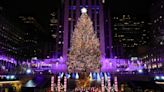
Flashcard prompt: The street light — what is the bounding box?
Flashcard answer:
[26,69,32,74]
[138,69,143,73]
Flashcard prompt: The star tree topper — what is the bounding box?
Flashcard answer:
[81,7,87,14]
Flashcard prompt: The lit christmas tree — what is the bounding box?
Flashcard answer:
[67,8,101,73]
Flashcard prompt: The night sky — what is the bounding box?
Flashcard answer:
[110,0,151,16]
[0,0,151,30]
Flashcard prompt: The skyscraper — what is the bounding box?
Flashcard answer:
[150,0,164,45]
[112,15,149,58]
[18,16,45,59]
[49,1,64,58]
[141,0,164,73]
[0,15,25,60]
[63,0,112,59]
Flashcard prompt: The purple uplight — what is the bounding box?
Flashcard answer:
[51,63,67,73]
[101,58,117,72]
[30,56,144,73]
[100,58,144,72]
[0,55,17,65]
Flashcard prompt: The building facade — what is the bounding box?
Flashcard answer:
[112,15,150,58]
[141,0,164,74]
[0,15,26,72]
[0,15,25,60]
[49,1,64,58]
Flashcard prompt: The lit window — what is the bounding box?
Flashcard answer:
[152,64,157,69]
[160,41,163,45]
[158,63,162,68]
[141,21,144,23]
[148,65,151,69]
[143,34,146,36]
[58,41,61,44]
[124,22,128,25]
[68,18,72,21]
[114,28,117,30]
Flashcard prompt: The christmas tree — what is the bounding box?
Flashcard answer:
[67,8,101,73]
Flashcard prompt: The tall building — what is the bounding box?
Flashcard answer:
[141,0,164,73]
[150,0,164,45]
[112,15,150,58]
[0,15,26,59]
[104,0,113,58]
[49,1,64,58]
[63,0,112,59]
[0,14,30,73]
[18,16,44,59]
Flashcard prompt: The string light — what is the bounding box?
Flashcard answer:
[114,76,118,92]
[51,76,54,92]
[108,77,111,92]
[101,77,105,92]
[57,76,61,92]
[64,76,67,92]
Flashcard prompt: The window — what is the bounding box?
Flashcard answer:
[97,12,99,25]
[80,0,82,5]
[85,0,88,5]
[91,0,94,5]
[96,0,99,5]
[69,10,71,17]
[73,0,76,5]
[69,0,72,5]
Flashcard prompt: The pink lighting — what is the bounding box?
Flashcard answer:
[114,76,118,92]
[64,76,67,92]
[51,76,54,92]
[101,77,105,92]
[57,76,61,92]
[108,77,111,92]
